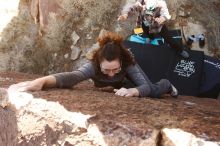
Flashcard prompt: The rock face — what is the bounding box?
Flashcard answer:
[17,98,91,146]
[0,104,17,146]
[0,72,220,145]
[161,128,219,146]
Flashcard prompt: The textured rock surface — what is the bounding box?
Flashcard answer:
[0,72,220,145]
[161,128,219,146]
[0,105,17,146]
[0,88,9,108]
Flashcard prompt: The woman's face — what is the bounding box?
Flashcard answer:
[100,59,121,77]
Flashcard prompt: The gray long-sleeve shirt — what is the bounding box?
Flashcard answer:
[53,61,152,97]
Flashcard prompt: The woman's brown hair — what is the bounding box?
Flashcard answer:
[91,31,135,70]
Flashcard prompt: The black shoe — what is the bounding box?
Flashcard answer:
[187,35,195,47]
[197,34,205,48]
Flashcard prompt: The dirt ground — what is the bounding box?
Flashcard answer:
[0,72,220,145]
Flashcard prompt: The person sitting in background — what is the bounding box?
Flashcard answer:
[118,0,190,58]
[9,31,178,98]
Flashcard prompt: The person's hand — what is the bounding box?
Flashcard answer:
[114,87,132,97]
[114,87,139,97]
[117,14,128,21]
[154,17,166,25]
[8,78,45,92]
[134,1,143,10]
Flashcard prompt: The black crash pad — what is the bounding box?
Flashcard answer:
[123,41,204,96]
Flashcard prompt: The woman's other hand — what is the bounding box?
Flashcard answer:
[114,87,139,97]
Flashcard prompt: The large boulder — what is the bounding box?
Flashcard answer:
[0,72,220,145]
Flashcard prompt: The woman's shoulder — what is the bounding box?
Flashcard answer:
[83,60,95,67]
[77,61,96,73]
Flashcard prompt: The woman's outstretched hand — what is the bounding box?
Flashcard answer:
[8,76,56,92]
[8,78,45,92]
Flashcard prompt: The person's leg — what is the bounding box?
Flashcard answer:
[147,79,178,98]
[135,64,174,98]
[149,79,172,98]
[160,25,189,58]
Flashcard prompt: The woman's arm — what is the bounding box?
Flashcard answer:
[113,64,152,97]
[9,62,96,92]
[54,62,95,88]
[126,64,153,97]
